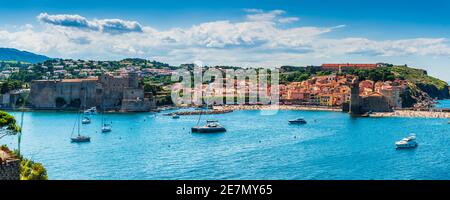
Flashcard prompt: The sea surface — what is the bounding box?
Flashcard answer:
[435,99,450,109]
[2,108,450,180]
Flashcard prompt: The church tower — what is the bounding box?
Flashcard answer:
[349,77,362,114]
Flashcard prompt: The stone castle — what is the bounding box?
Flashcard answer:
[29,72,155,112]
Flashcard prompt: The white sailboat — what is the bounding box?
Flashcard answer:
[71,112,91,143]
[71,87,91,142]
[81,116,91,124]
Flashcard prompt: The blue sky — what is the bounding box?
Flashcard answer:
[0,0,449,80]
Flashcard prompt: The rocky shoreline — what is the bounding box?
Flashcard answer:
[371,110,450,118]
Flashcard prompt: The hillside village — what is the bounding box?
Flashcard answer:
[0,59,448,112]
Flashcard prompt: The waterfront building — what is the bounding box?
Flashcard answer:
[359,80,374,96]
[321,63,381,72]
[0,89,30,108]
[378,84,403,109]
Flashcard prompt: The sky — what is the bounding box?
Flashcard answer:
[0,0,449,80]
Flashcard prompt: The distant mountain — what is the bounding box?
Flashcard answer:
[0,48,50,64]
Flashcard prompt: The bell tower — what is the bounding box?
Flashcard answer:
[349,77,362,114]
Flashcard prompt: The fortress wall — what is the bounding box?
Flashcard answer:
[0,159,20,180]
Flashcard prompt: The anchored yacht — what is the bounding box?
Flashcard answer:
[84,107,97,115]
[192,120,226,133]
[81,116,91,124]
[395,134,417,149]
[289,118,307,124]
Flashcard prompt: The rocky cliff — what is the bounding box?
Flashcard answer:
[391,66,449,107]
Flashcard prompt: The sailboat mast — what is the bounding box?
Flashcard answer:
[79,86,87,137]
[77,112,81,136]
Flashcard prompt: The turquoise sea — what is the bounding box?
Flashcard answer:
[2,104,450,180]
[435,99,450,109]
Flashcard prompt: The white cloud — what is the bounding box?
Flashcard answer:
[242,8,264,13]
[245,9,285,22]
[0,9,449,69]
[278,17,299,24]
[37,13,143,34]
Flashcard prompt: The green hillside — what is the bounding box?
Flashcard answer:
[391,66,449,99]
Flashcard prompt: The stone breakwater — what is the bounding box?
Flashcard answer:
[214,105,342,112]
[371,110,450,118]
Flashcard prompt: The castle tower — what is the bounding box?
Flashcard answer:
[349,77,362,114]
[128,72,139,88]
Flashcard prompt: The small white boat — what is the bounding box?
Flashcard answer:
[172,114,180,119]
[101,124,112,133]
[81,117,91,124]
[84,107,97,115]
[395,134,417,149]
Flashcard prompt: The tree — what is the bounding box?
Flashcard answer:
[0,111,20,140]
[18,157,48,180]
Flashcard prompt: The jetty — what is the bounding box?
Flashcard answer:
[165,109,233,116]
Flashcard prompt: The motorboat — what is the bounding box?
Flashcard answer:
[395,134,417,149]
[81,116,91,124]
[192,120,226,133]
[84,107,97,115]
[71,135,91,143]
[101,124,112,133]
[172,114,180,119]
[289,118,307,124]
